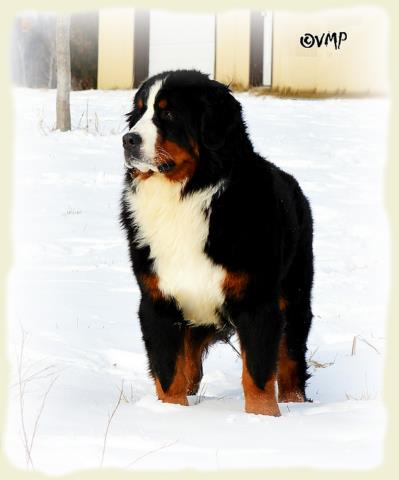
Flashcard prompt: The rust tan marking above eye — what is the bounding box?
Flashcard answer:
[158,98,168,109]
[137,98,144,109]
[278,296,288,312]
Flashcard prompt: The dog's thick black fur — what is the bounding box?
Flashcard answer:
[120,70,313,416]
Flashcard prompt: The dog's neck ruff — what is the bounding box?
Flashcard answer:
[126,174,226,327]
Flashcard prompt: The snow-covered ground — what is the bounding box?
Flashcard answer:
[4,88,389,473]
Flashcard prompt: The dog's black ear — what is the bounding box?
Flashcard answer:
[200,83,242,150]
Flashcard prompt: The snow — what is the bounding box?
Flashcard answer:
[5,88,389,473]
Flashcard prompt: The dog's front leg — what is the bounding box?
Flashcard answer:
[138,294,188,406]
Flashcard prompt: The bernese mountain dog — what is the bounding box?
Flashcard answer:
[120,70,313,416]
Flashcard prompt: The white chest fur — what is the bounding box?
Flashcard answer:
[126,175,226,327]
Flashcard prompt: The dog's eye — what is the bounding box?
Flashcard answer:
[160,110,174,121]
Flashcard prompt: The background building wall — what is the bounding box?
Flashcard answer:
[12,8,388,95]
[262,12,273,87]
[97,9,134,89]
[215,10,251,89]
[272,7,388,95]
[149,10,215,78]
[70,12,98,90]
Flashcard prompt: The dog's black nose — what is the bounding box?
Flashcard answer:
[123,132,142,149]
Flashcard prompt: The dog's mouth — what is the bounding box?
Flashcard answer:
[154,147,177,173]
[124,150,176,175]
[124,158,157,173]
[125,159,176,175]
[157,160,176,173]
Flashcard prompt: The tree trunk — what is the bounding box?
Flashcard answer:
[56,15,71,131]
[48,52,54,89]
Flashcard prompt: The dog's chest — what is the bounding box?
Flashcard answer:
[126,175,226,326]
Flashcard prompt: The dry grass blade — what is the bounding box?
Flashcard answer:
[351,335,358,356]
[77,111,85,129]
[308,346,319,361]
[194,382,207,405]
[345,391,372,401]
[100,380,124,468]
[16,330,33,468]
[307,345,335,369]
[86,99,89,131]
[308,358,335,369]
[358,336,380,355]
[94,112,99,133]
[125,440,178,468]
[28,375,59,456]
[14,364,58,388]
[227,339,241,358]
[15,327,59,469]
[351,335,380,355]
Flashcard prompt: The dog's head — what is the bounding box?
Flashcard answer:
[123,70,244,183]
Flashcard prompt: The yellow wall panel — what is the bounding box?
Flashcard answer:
[97,9,134,90]
[215,11,250,89]
[272,8,388,95]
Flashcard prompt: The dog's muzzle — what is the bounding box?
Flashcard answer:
[122,132,176,173]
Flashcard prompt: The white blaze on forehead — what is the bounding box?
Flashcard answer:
[130,79,163,162]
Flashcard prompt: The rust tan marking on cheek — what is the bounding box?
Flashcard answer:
[158,98,167,109]
[277,336,305,403]
[241,350,281,416]
[137,98,143,109]
[155,137,198,182]
[222,271,249,299]
[140,273,163,301]
[155,354,188,406]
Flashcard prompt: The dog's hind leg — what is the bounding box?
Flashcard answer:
[278,228,313,403]
[234,300,283,416]
[183,326,215,396]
